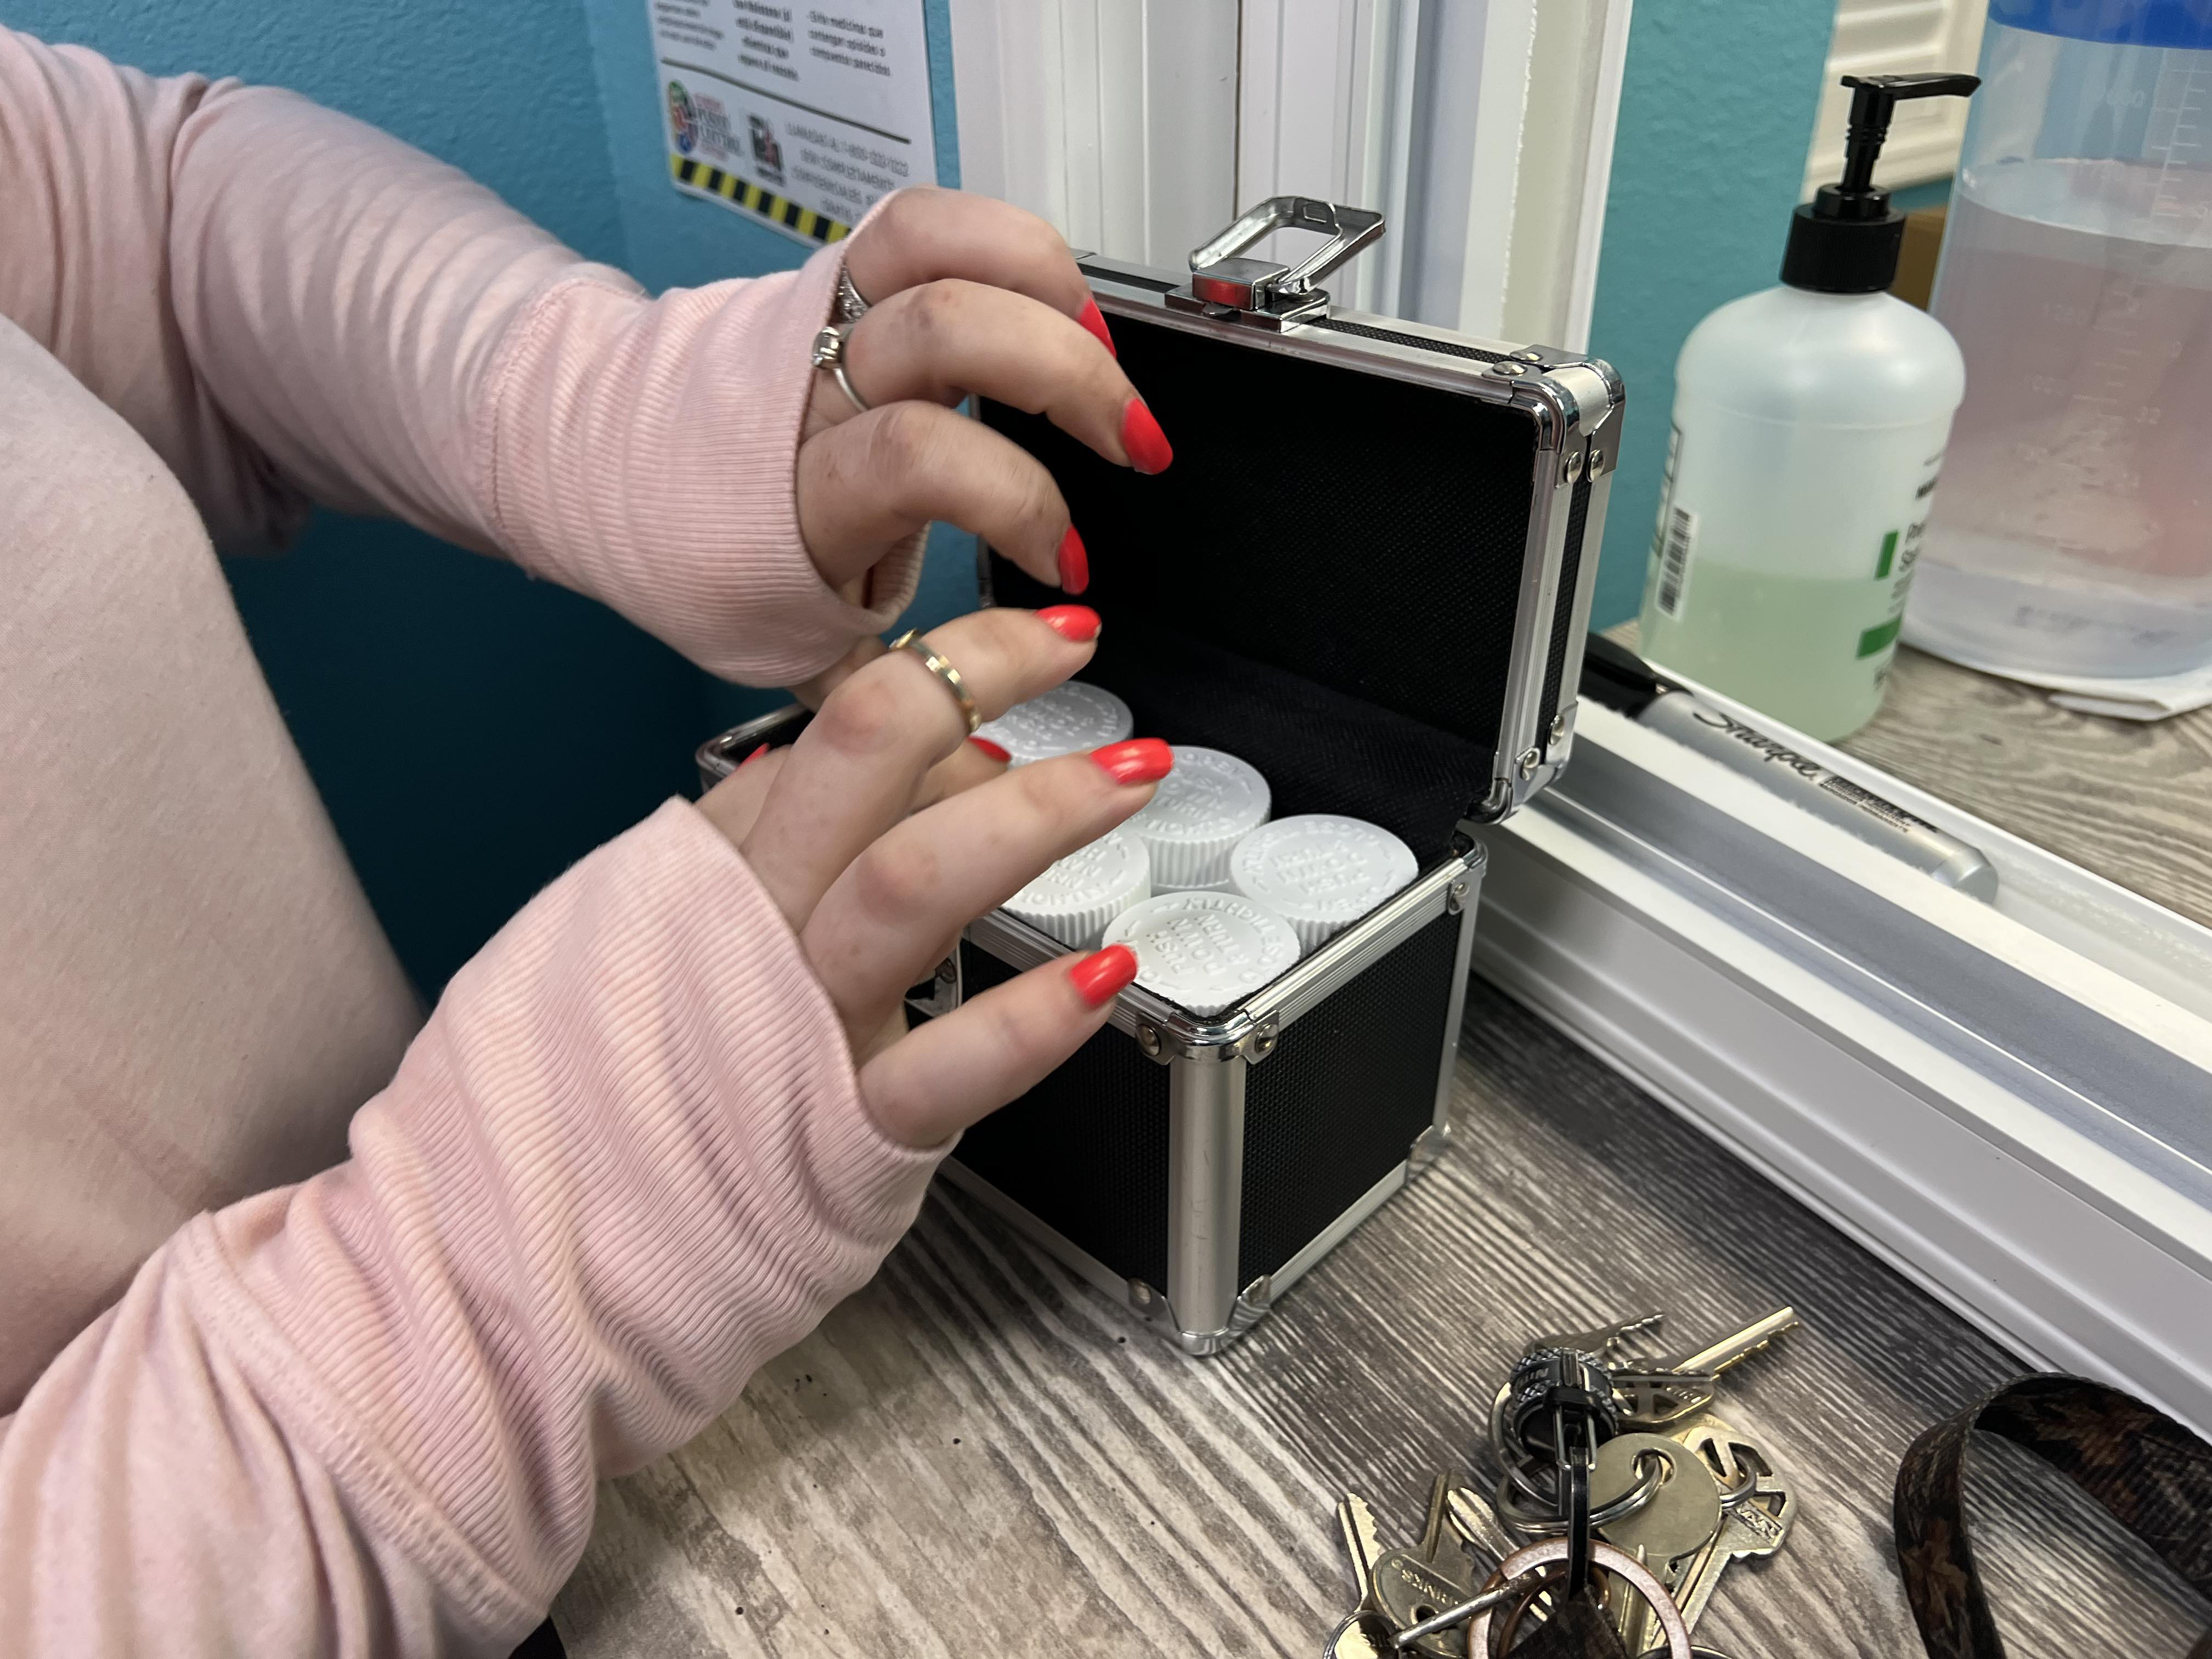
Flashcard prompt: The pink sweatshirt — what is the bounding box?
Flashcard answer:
[0,31,946,1655]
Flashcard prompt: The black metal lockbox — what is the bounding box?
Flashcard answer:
[702,199,1621,1353]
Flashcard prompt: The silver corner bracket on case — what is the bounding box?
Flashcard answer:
[1128,1276,1275,1356]
[1409,1122,1453,1175]
[1166,196,1384,330]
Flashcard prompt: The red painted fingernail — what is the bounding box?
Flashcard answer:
[1089,737,1173,785]
[1121,397,1173,474]
[1036,603,1101,642]
[738,742,770,768]
[1057,524,1089,594]
[968,735,1012,764]
[1079,297,1116,357]
[1070,943,1138,1006]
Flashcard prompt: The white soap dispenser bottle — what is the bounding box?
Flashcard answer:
[1638,72,1978,742]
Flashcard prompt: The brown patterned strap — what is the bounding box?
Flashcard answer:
[1894,1373,2212,1657]
[1509,1587,1629,1658]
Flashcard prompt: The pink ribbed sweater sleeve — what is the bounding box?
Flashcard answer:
[0,802,946,1657]
[0,29,919,684]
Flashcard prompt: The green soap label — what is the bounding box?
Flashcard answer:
[1857,615,1902,658]
[1875,530,1898,579]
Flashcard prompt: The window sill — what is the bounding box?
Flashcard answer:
[1472,699,2212,1437]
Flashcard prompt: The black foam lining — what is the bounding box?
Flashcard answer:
[1047,620,1487,862]
[981,308,1536,771]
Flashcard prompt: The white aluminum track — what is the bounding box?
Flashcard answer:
[1470,702,2212,1438]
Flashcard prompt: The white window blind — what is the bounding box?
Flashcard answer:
[1803,0,1988,199]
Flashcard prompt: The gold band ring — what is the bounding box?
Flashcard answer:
[887,629,980,735]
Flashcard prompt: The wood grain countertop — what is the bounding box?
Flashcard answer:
[552,978,2203,1658]
[1841,646,2212,931]
[1609,622,2212,932]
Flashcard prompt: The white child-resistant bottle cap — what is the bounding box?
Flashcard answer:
[1121,746,1271,889]
[1228,814,1419,953]
[973,682,1133,765]
[1002,828,1152,950]
[1101,890,1301,1017]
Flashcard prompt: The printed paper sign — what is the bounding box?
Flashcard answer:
[652,1,939,246]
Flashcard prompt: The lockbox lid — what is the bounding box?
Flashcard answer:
[978,198,1622,854]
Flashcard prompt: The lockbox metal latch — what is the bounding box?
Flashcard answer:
[1166,196,1384,331]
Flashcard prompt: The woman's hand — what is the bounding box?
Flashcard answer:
[794,188,1174,609]
[695,603,1163,1147]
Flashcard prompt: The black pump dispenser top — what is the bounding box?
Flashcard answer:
[1781,73,1980,295]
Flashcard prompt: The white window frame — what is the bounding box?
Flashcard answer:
[948,0,1630,348]
[946,0,1242,272]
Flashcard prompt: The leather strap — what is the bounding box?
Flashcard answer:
[1511,1588,1628,1658]
[1893,1373,2212,1658]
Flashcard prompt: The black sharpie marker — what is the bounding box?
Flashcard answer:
[1580,636,1999,901]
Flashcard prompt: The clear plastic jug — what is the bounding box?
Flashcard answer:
[1909,0,2212,679]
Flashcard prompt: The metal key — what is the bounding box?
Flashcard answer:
[1328,1494,1396,1657]
[1664,1423,1797,1633]
[1340,1493,1386,1605]
[1527,1311,1668,1361]
[1613,1308,1799,1428]
[1446,1485,1516,1565]
[1590,1434,1724,1655]
[1667,1307,1799,1378]
[1367,1475,1481,1657]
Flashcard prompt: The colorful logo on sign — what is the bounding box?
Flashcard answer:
[667,81,698,154]
[748,115,785,182]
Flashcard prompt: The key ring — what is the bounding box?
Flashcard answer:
[1502,1442,1677,1513]
[1385,1571,1547,1649]
[1465,1538,1692,1659]
[1494,1450,1667,1537]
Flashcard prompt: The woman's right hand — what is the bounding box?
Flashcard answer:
[793,187,1173,612]
[695,603,1164,1146]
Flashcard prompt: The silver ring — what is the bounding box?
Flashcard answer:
[834,266,872,321]
[1493,1452,1666,1537]
[810,322,869,414]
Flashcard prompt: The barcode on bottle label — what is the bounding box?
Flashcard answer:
[1655,504,1698,618]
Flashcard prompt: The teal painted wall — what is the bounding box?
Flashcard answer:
[5,1,969,992]
[575,0,979,741]
[1584,0,1843,627]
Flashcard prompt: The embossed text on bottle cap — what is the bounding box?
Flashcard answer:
[1101,890,1300,1016]
[972,681,1133,765]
